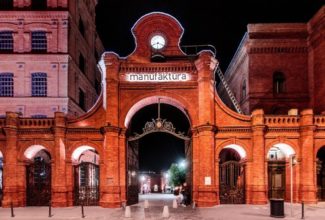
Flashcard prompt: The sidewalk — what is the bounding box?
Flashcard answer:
[0,200,324,220]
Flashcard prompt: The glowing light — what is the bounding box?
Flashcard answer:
[273,143,295,158]
[24,145,46,159]
[224,144,247,159]
[179,160,187,168]
[150,35,166,50]
[140,175,145,182]
[0,151,2,158]
[124,96,190,128]
[131,171,137,177]
[126,72,190,82]
[72,146,95,161]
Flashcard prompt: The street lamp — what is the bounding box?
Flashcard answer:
[179,160,186,169]
[290,154,297,217]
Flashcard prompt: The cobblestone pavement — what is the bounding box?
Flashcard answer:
[0,194,324,220]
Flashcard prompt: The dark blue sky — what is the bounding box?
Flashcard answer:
[96,0,323,70]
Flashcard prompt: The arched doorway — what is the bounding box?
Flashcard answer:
[24,145,51,206]
[126,101,191,205]
[267,143,296,200]
[0,151,3,206]
[317,146,325,201]
[72,146,100,206]
[219,145,246,204]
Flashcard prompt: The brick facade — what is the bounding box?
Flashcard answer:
[218,6,325,115]
[0,11,324,208]
[0,0,104,118]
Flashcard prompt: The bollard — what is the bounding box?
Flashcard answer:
[125,206,131,218]
[48,200,52,217]
[10,201,14,218]
[301,202,304,219]
[81,204,85,218]
[144,199,149,209]
[162,205,169,218]
[122,202,126,210]
[172,199,178,209]
[192,201,196,209]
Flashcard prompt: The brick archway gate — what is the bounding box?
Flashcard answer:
[97,12,222,207]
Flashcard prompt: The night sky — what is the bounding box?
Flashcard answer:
[95,1,323,172]
[96,0,323,70]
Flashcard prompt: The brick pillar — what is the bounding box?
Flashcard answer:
[119,129,127,204]
[249,109,267,204]
[51,112,68,206]
[100,126,122,207]
[299,109,317,203]
[2,112,22,206]
[193,51,218,207]
[65,159,74,206]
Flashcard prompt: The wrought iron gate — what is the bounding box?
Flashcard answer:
[26,158,51,206]
[268,161,286,199]
[316,160,325,201]
[74,162,99,206]
[219,161,245,204]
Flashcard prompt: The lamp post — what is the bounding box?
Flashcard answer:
[290,154,297,217]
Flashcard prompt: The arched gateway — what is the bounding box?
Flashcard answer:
[0,12,324,208]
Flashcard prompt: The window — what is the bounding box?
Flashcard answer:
[273,71,285,94]
[0,0,13,9]
[79,54,85,73]
[241,80,246,101]
[31,72,47,97]
[0,73,14,97]
[79,18,85,37]
[79,89,86,110]
[31,31,47,52]
[0,31,13,52]
[31,0,47,9]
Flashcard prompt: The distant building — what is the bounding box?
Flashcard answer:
[218,7,324,115]
[0,0,104,118]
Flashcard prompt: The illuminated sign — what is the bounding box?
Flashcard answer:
[126,72,190,82]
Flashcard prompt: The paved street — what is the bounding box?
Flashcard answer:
[0,194,324,220]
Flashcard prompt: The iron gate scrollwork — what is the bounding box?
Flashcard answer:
[219,160,245,204]
[26,158,51,206]
[74,162,99,206]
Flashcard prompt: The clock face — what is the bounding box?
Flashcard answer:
[150,35,166,50]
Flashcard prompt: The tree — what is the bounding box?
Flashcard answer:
[168,163,186,187]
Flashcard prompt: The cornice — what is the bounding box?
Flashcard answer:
[216,127,252,133]
[248,46,308,54]
[66,128,101,134]
[0,11,68,20]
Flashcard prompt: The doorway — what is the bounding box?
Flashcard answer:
[317,146,325,201]
[219,147,246,204]
[26,149,51,206]
[72,147,100,206]
[126,102,191,205]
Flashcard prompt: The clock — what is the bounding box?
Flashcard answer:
[150,34,166,50]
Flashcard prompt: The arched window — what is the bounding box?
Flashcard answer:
[0,0,13,10]
[31,0,47,9]
[79,18,85,37]
[31,31,47,52]
[241,80,246,101]
[0,73,14,97]
[0,31,13,52]
[273,71,285,94]
[31,72,47,97]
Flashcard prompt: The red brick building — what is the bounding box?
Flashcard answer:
[218,6,325,115]
[0,0,104,118]
[0,10,325,208]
